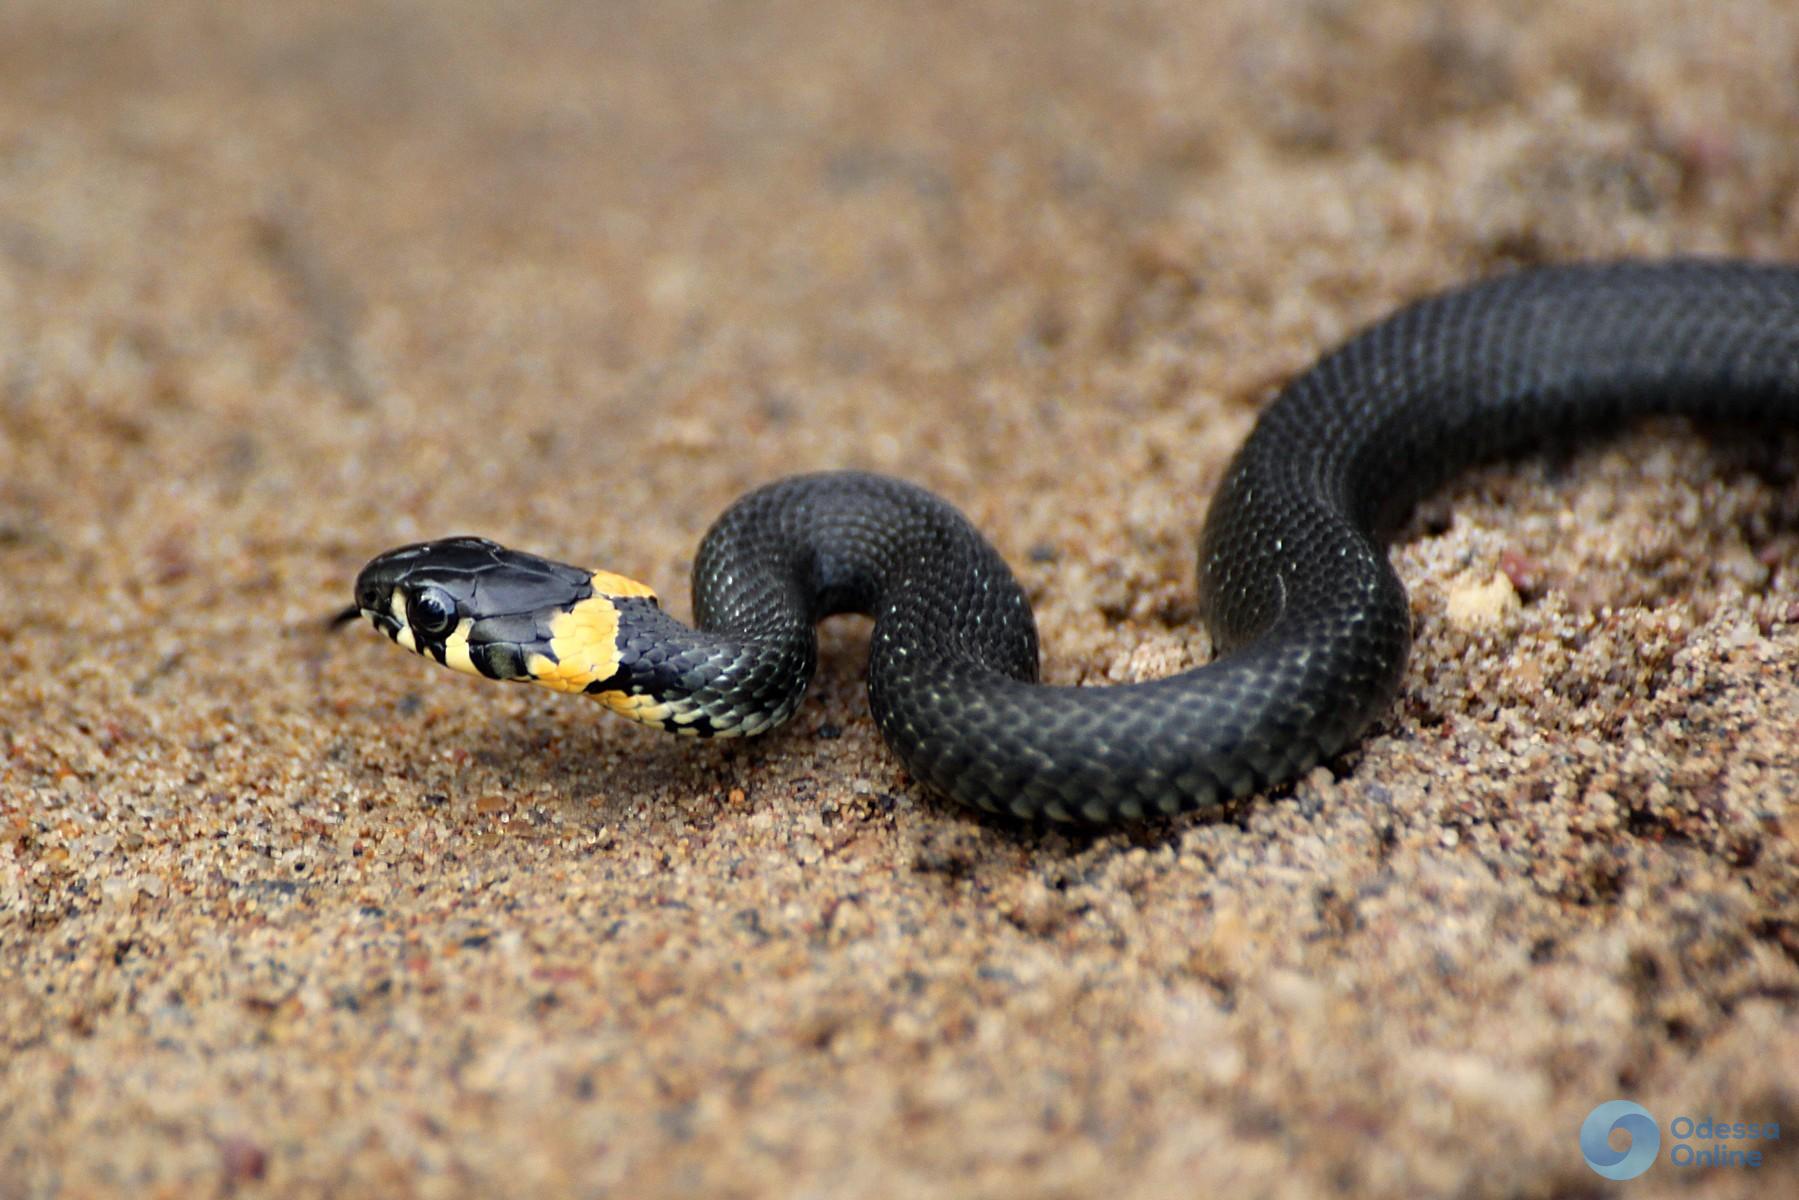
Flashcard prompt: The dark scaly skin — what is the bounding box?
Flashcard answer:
[354,260,1799,822]
[692,471,1395,822]
[683,261,1799,820]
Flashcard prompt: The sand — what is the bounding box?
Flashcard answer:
[2,1,1795,1196]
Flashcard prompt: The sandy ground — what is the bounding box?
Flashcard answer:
[2,1,1797,1196]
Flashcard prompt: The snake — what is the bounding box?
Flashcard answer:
[339,259,1799,823]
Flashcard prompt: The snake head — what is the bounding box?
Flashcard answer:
[345,536,594,682]
[343,536,660,692]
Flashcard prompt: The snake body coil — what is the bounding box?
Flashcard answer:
[348,260,1799,822]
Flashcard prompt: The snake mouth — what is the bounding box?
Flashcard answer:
[358,608,405,641]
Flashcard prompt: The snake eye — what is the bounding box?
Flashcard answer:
[407,586,458,638]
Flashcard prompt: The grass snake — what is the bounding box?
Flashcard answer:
[342,259,1799,822]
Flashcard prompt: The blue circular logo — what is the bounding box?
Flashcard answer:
[1580,1100,1660,1180]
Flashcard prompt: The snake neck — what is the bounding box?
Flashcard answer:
[616,472,1048,742]
[570,597,811,738]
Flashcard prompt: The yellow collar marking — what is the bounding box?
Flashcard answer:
[588,570,657,600]
[575,572,667,719]
[527,593,629,694]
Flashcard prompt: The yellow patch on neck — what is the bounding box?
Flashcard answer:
[525,595,628,694]
[589,570,657,600]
